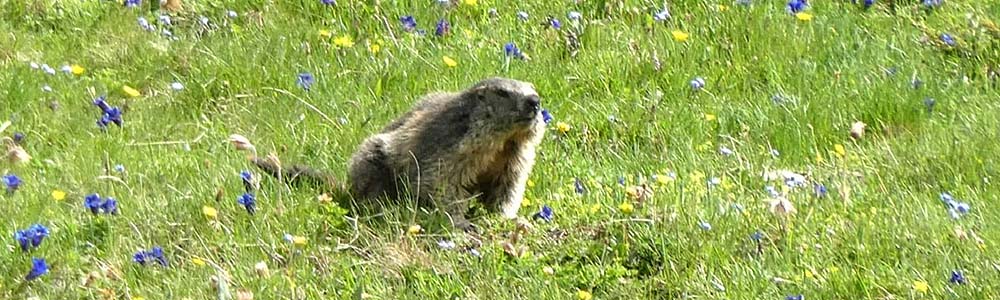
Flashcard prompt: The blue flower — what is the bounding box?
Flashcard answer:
[548,17,561,29]
[617,176,626,186]
[813,183,828,198]
[102,198,119,215]
[504,42,525,60]
[15,229,31,251]
[785,295,804,300]
[114,164,126,173]
[134,246,168,267]
[751,231,765,241]
[719,146,733,156]
[923,0,943,8]
[786,0,808,13]
[27,224,49,248]
[653,8,670,21]
[435,19,450,37]
[924,97,936,113]
[12,132,24,143]
[297,72,315,91]
[541,109,553,124]
[321,0,335,4]
[940,33,956,46]
[137,17,155,31]
[911,78,923,89]
[123,0,141,7]
[533,205,554,222]
[150,246,168,266]
[950,270,966,284]
[690,77,706,91]
[84,194,103,214]
[133,250,148,265]
[93,96,123,130]
[3,174,21,193]
[25,258,48,281]
[863,0,874,9]
[400,15,417,32]
[158,14,172,26]
[238,193,256,215]
[736,0,752,6]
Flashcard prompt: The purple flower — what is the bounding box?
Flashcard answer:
[13,132,25,143]
[435,19,450,37]
[940,33,956,46]
[504,42,525,60]
[123,0,140,7]
[297,72,314,91]
[237,193,256,215]
[541,109,553,124]
[93,96,123,130]
[3,174,21,193]
[950,270,966,284]
[548,17,561,29]
[400,15,417,32]
[25,258,48,281]
[84,194,118,215]
[321,0,335,4]
[15,230,30,251]
[787,0,808,13]
[533,205,554,222]
[102,198,119,215]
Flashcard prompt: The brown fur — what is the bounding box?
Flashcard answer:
[254,77,546,231]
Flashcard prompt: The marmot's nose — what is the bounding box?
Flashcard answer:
[525,96,540,112]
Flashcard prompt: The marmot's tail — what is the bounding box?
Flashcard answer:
[250,156,342,192]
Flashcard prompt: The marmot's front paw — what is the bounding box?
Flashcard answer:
[454,220,479,233]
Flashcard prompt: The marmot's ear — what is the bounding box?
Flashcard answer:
[470,86,489,101]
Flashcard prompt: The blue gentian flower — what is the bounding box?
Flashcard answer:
[955,202,970,214]
[751,231,765,241]
[786,0,808,13]
[93,96,123,130]
[785,295,804,300]
[137,17,155,31]
[133,250,148,265]
[321,0,335,4]
[25,258,48,281]
[950,270,966,284]
[435,19,450,37]
[863,0,874,9]
[114,164,126,173]
[504,42,525,60]
[27,224,49,248]
[102,198,119,215]
[150,246,168,266]
[653,8,670,21]
[549,17,561,29]
[237,193,256,215]
[84,194,103,214]
[297,72,314,91]
[923,0,942,8]
[124,0,140,7]
[541,109,553,124]
[940,33,956,46]
[400,16,417,32]
[533,205,554,222]
[3,174,21,193]
[15,229,31,252]
[813,183,828,198]
[568,11,582,20]
[924,97,936,113]
[574,178,585,194]
[690,77,706,91]
[134,246,168,267]
[13,132,24,143]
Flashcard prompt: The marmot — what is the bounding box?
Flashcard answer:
[252,77,546,231]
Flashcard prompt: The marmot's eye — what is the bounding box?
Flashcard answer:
[495,89,512,98]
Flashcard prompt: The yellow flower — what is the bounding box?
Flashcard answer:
[588,204,601,214]
[542,266,554,275]
[795,12,813,21]
[521,197,532,207]
[292,236,307,246]
[407,224,422,235]
[834,144,846,158]
[704,113,717,121]
[656,174,673,185]
[463,0,477,6]
[805,270,815,279]
[369,43,381,54]
[576,290,593,300]
[333,35,354,48]
[191,257,206,266]
[51,190,67,201]
[827,266,840,273]
[913,280,929,293]
[202,206,218,219]
[671,30,690,42]
[122,85,141,97]
[318,29,332,38]
[717,4,729,12]
[618,202,634,214]
[442,55,458,67]
[815,153,825,163]
[556,122,571,134]
[527,179,535,188]
[132,297,145,300]
[70,64,85,75]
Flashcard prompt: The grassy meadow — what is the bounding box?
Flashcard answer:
[2,0,1000,299]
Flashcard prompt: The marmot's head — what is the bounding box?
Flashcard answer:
[465,77,544,135]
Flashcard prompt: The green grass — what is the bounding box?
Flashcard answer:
[2,0,1000,299]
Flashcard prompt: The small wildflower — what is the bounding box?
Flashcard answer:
[690,77,705,90]
[123,0,140,8]
[255,261,270,278]
[237,193,256,215]
[787,0,808,13]
[41,64,55,75]
[400,16,417,32]
[704,113,717,121]
[813,183,828,198]
[25,258,48,281]
[318,29,332,38]
[719,146,733,156]
[70,64,85,75]
[510,10,527,20]
[462,0,477,5]
[618,202,634,214]
[556,122,571,134]
[3,174,21,193]
[369,43,381,54]
[923,0,943,8]
[795,12,814,21]
[672,30,690,42]
[226,10,238,19]
[170,82,184,91]
[133,247,168,267]
[333,35,354,48]
[437,240,456,249]
[913,280,929,293]
[114,164,126,173]
[51,190,66,201]
[202,206,218,219]
[533,205,554,222]
[924,97,936,113]
[442,56,458,67]
[407,224,422,235]
[850,121,866,139]
[834,144,846,157]
[698,221,712,231]
[940,33,956,46]
[574,178,585,194]
[541,109,553,124]
[542,266,555,275]
[297,72,315,91]
[950,270,966,284]
[41,85,52,92]
[751,231,765,241]
[770,148,781,157]
[158,15,172,26]
[576,290,593,300]
[504,42,525,60]
[785,295,804,300]
[435,19,450,37]
[548,17,561,29]
[14,224,49,252]
[321,0,336,4]
[653,8,671,21]
[568,11,582,20]
[122,85,141,98]
[191,257,206,266]
[708,177,721,186]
